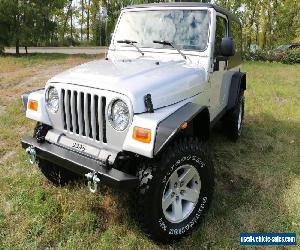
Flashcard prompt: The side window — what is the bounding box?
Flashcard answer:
[214,16,228,57]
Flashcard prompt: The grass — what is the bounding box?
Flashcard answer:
[0,56,299,249]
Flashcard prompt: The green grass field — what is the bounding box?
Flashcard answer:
[0,55,299,249]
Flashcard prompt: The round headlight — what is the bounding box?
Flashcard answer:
[46,87,59,113]
[108,99,130,131]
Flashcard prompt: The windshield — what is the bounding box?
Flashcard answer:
[113,10,210,51]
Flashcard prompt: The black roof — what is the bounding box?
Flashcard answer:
[124,2,237,21]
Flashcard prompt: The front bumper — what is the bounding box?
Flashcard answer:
[21,136,139,189]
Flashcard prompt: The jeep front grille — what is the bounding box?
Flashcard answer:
[61,89,107,143]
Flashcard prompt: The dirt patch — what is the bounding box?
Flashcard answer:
[17,64,68,88]
[0,105,6,114]
[0,151,17,164]
[1,64,69,100]
[15,126,28,134]
[219,170,254,193]
[0,58,94,101]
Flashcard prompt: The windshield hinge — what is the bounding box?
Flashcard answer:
[144,94,154,113]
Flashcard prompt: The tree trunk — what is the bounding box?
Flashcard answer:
[267,5,272,49]
[256,23,259,45]
[15,9,20,55]
[25,46,28,54]
[87,0,91,41]
[70,5,73,45]
[16,38,20,55]
[62,1,72,41]
[262,29,267,49]
[81,0,84,41]
[247,7,257,50]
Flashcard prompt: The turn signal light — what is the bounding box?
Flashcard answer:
[180,121,188,129]
[133,127,151,143]
[28,100,38,111]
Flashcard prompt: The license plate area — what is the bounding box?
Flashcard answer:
[58,136,100,158]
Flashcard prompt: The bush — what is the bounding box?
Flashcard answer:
[282,48,300,64]
[62,37,80,47]
[243,49,278,62]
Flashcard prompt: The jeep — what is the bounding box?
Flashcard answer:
[21,3,246,243]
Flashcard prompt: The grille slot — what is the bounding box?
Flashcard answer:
[61,88,106,142]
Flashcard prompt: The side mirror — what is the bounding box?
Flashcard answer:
[221,37,235,57]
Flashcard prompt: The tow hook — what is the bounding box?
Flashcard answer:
[26,146,38,164]
[85,172,101,193]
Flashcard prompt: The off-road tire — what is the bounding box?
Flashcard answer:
[224,92,245,141]
[136,137,214,243]
[38,159,79,186]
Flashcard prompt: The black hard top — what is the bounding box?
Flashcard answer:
[124,2,237,21]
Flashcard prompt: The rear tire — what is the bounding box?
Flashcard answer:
[136,137,214,243]
[224,92,245,141]
[38,159,79,186]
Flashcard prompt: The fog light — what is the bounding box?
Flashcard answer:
[133,127,151,143]
[28,100,38,111]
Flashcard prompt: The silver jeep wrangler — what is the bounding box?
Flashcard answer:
[21,3,246,242]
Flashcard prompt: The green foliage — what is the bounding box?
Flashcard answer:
[0,0,11,52]
[282,48,300,64]
[0,0,68,52]
[0,0,299,52]
[243,49,278,62]
[215,0,300,50]
[243,48,300,64]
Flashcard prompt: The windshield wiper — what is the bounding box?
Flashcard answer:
[153,40,186,60]
[117,40,144,56]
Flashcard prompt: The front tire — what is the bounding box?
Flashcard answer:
[136,137,214,243]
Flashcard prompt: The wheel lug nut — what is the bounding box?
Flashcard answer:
[180,190,185,195]
[180,182,184,187]
[174,182,177,188]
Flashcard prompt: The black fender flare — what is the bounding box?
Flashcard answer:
[227,72,246,110]
[153,103,207,156]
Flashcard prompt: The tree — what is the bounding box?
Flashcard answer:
[87,0,91,41]
[0,0,67,54]
[0,0,13,53]
[80,0,85,40]
[1,0,299,51]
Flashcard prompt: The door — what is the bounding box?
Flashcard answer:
[209,14,228,120]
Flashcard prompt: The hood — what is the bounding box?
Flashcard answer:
[48,58,207,113]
